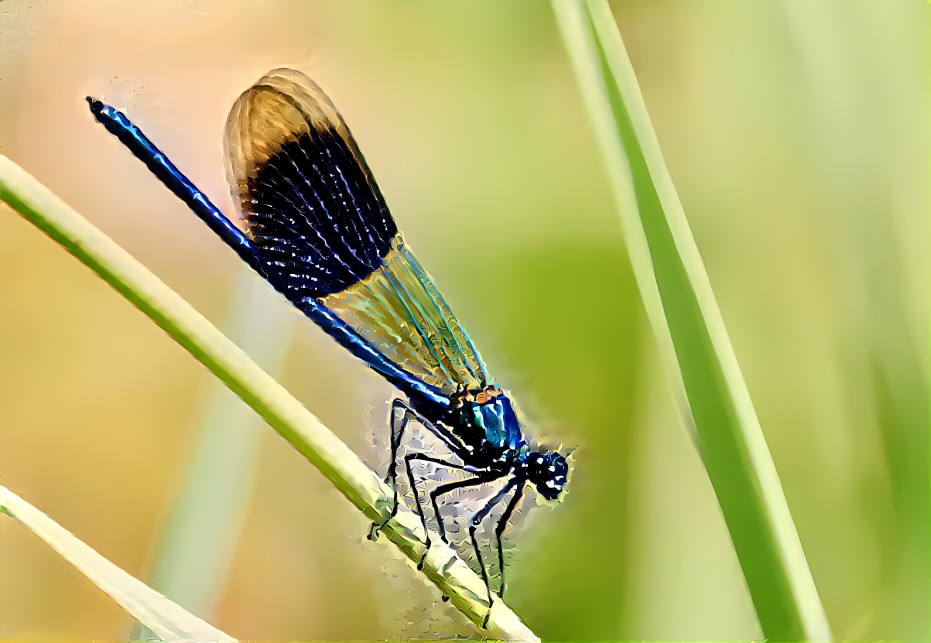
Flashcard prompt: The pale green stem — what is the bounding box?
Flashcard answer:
[0,155,537,641]
[551,1,831,639]
[133,275,294,640]
[0,486,235,642]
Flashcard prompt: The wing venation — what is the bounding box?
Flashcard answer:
[226,69,396,299]
[226,68,489,393]
[320,236,489,394]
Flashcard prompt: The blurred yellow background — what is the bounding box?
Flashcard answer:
[0,1,925,639]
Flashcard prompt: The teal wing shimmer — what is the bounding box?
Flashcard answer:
[320,235,489,394]
[223,69,488,395]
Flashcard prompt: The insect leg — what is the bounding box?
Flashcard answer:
[392,397,470,458]
[368,399,412,540]
[406,457,502,545]
[403,453,431,568]
[492,481,525,599]
[468,477,520,628]
[429,469,504,605]
[428,467,503,545]
[385,400,412,517]
[371,397,471,542]
[405,455,501,569]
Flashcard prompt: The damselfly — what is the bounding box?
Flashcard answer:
[87,69,569,621]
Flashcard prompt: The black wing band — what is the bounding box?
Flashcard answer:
[226,70,397,300]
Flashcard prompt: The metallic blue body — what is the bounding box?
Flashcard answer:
[86,98,261,272]
[87,84,567,621]
[441,395,526,464]
[86,98,449,414]
[293,297,449,413]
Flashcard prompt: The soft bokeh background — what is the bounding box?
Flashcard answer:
[0,1,926,639]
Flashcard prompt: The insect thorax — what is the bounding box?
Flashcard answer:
[441,387,525,465]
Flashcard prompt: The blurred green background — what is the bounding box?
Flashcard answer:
[0,1,925,639]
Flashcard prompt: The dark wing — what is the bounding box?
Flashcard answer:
[225,69,489,394]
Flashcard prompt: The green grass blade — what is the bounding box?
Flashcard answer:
[551,1,832,639]
[0,155,537,641]
[133,275,294,641]
[0,486,235,641]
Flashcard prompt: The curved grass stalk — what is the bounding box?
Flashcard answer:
[551,1,831,639]
[132,275,295,641]
[0,155,537,641]
[0,486,234,642]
